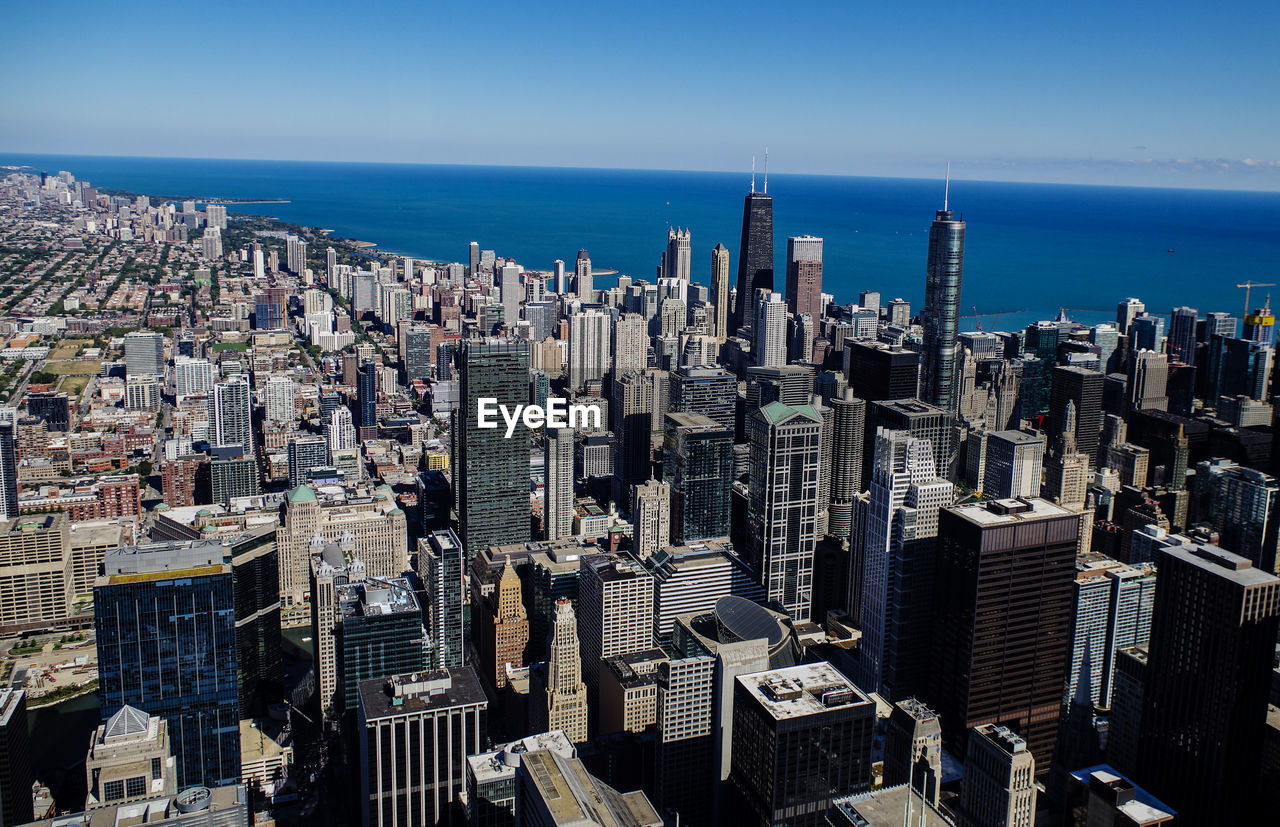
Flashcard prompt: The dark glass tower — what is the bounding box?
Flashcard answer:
[454,338,531,557]
[734,184,773,335]
[0,411,16,519]
[1137,541,1280,823]
[928,498,1077,776]
[230,528,283,716]
[663,412,733,543]
[95,540,240,788]
[358,360,378,439]
[921,192,966,412]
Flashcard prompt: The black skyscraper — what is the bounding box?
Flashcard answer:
[358,361,378,439]
[921,183,965,413]
[734,180,773,335]
[0,413,16,519]
[454,338,531,557]
[1049,365,1104,463]
[1137,542,1280,824]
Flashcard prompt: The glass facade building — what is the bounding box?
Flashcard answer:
[94,541,240,789]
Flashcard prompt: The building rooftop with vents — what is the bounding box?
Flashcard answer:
[738,662,870,721]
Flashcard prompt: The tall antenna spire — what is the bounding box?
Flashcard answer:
[764,147,769,194]
[751,156,756,193]
[944,161,951,211]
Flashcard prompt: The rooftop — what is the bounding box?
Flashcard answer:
[466,730,577,785]
[738,662,870,720]
[357,666,488,722]
[101,537,232,580]
[948,496,1072,526]
[829,785,956,826]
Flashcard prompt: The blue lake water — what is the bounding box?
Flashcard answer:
[4,153,1277,333]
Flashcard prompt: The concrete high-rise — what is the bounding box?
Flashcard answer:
[1137,540,1280,823]
[630,479,671,559]
[734,181,773,334]
[883,699,943,807]
[785,234,824,322]
[663,413,733,544]
[747,401,823,621]
[665,226,691,281]
[930,498,1078,773]
[471,556,529,692]
[1117,298,1145,336]
[576,553,654,698]
[544,598,590,743]
[568,308,612,393]
[959,724,1037,827]
[356,668,487,827]
[210,376,253,453]
[710,243,731,343]
[921,198,966,412]
[1060,553,1155,767]
[455,339,531,557]
[1127,349,1169,412]
[544,427,575,541]
[95,540,240,789]
[575,249,592,299]
[612,368,668,487]
[982,430,1044,500]
[753,291,787,367]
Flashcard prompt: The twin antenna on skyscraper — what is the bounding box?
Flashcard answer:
[751,149,769,194]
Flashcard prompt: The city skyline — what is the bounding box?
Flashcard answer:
[2,2,1279,191]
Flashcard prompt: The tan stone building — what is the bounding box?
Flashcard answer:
[278,482,408,619]
[84,705,177,809]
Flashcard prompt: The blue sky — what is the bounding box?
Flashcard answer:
[3,0,1279,189]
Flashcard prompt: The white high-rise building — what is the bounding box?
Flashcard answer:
[568,308,612,393]
[630,480,670,559]
[499,262,522,329]
[264,375,296,424]
[123,331,164,378]
[173,357,213,399]
[664,227,691,282]
[328,407,356,454]
[286,234,308,274]
[961,724,1037,827]
[611,313,648,378]
[553,259,566,294]
[983,430,1045,500]
[210,377,254,453]
[855,428,953,697]
[577,553,654,695]
[754,292,787,367]
[206,203,227,229]
[575,250,592,300]
[201,227,222,260]
[544,427,575,541]
[253,247,265,279]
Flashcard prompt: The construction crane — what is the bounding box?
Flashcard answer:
[972,305,982,331]
[1237,281,1276,319]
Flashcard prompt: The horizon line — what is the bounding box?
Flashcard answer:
[3,149,1279,197]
